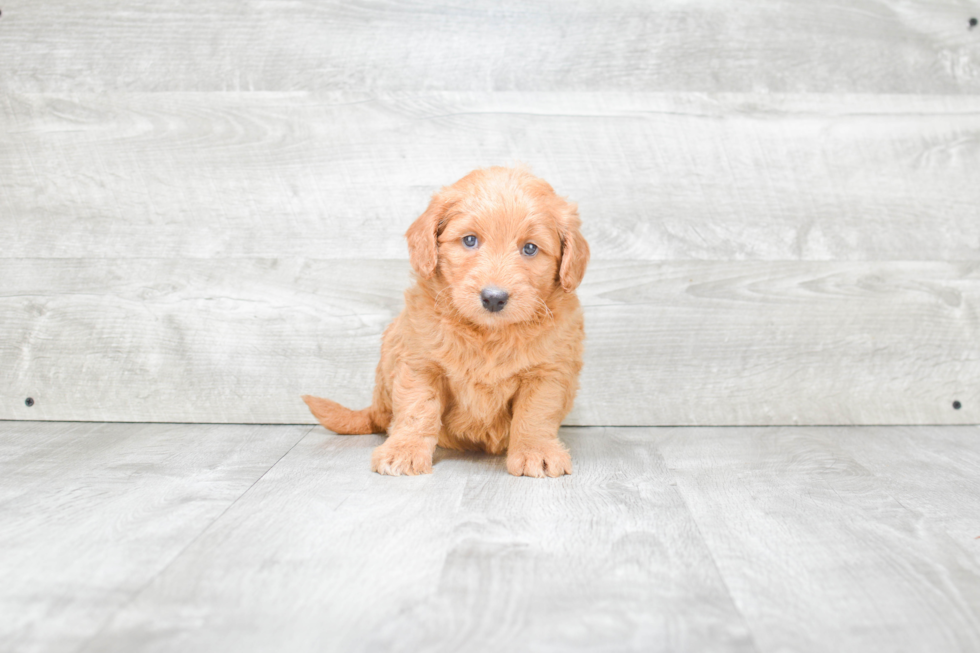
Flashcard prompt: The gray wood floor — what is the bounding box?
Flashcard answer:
[3,421,979,653]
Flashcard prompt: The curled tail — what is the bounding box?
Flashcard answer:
[302,395,388,435]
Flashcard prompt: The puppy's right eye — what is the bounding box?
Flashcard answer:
[462,235,478,249]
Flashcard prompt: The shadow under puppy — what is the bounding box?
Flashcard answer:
[303,166,589,477]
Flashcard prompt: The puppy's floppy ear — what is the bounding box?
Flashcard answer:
[405,192,450,279]
[556,199,590,292]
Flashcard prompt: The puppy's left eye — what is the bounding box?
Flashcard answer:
[522,243,538,256]
[462,235,478,249]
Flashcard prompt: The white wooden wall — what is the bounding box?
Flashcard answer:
[1,1,978,425]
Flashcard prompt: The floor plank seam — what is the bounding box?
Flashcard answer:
[71,425,316,653]
[659,460,764,653]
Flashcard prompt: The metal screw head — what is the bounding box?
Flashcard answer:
[953,400,962,410]
[25,397,35,407]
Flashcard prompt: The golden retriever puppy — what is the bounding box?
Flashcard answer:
[303,166,589,477]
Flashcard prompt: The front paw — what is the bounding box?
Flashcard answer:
[371,438,434,476]
[507,440,572,478]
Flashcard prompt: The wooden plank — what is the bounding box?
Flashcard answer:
[579,259,979,426]
[13,424,978,651]
[80,431,470,653]
[0,420,310,653]
[1,258,976,425]
[1,1,978,94]
[2,92,980,261]
[654,425,980,653]
[80,428,756,652]
[829,425,980,559]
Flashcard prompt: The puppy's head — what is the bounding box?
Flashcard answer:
[406,167,589,328]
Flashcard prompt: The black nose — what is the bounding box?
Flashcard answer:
[480,287,509,313]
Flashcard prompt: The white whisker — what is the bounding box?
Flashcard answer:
[533,296,556,326]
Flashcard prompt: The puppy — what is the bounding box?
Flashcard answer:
[303,166,589,477]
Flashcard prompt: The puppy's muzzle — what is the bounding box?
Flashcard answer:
[480,286,509,313]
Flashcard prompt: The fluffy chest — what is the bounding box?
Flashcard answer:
[440,364,521,454]
[433,331,544,447]
[445,366,520,414]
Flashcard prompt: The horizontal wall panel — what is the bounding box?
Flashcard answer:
[0,1,978,94]
[3,92,979,261]
[1,258,976,426]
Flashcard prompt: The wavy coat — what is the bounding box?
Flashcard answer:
[303,166,589,477]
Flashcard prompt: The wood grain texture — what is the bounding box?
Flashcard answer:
[653,425,980,653]
[1,1,978,93]
[5,423,980,652]
[2,92,980,261]
[79,428,756,653]
[0,420,310,653]
[830,425,980,559]
[1,258,976,425]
